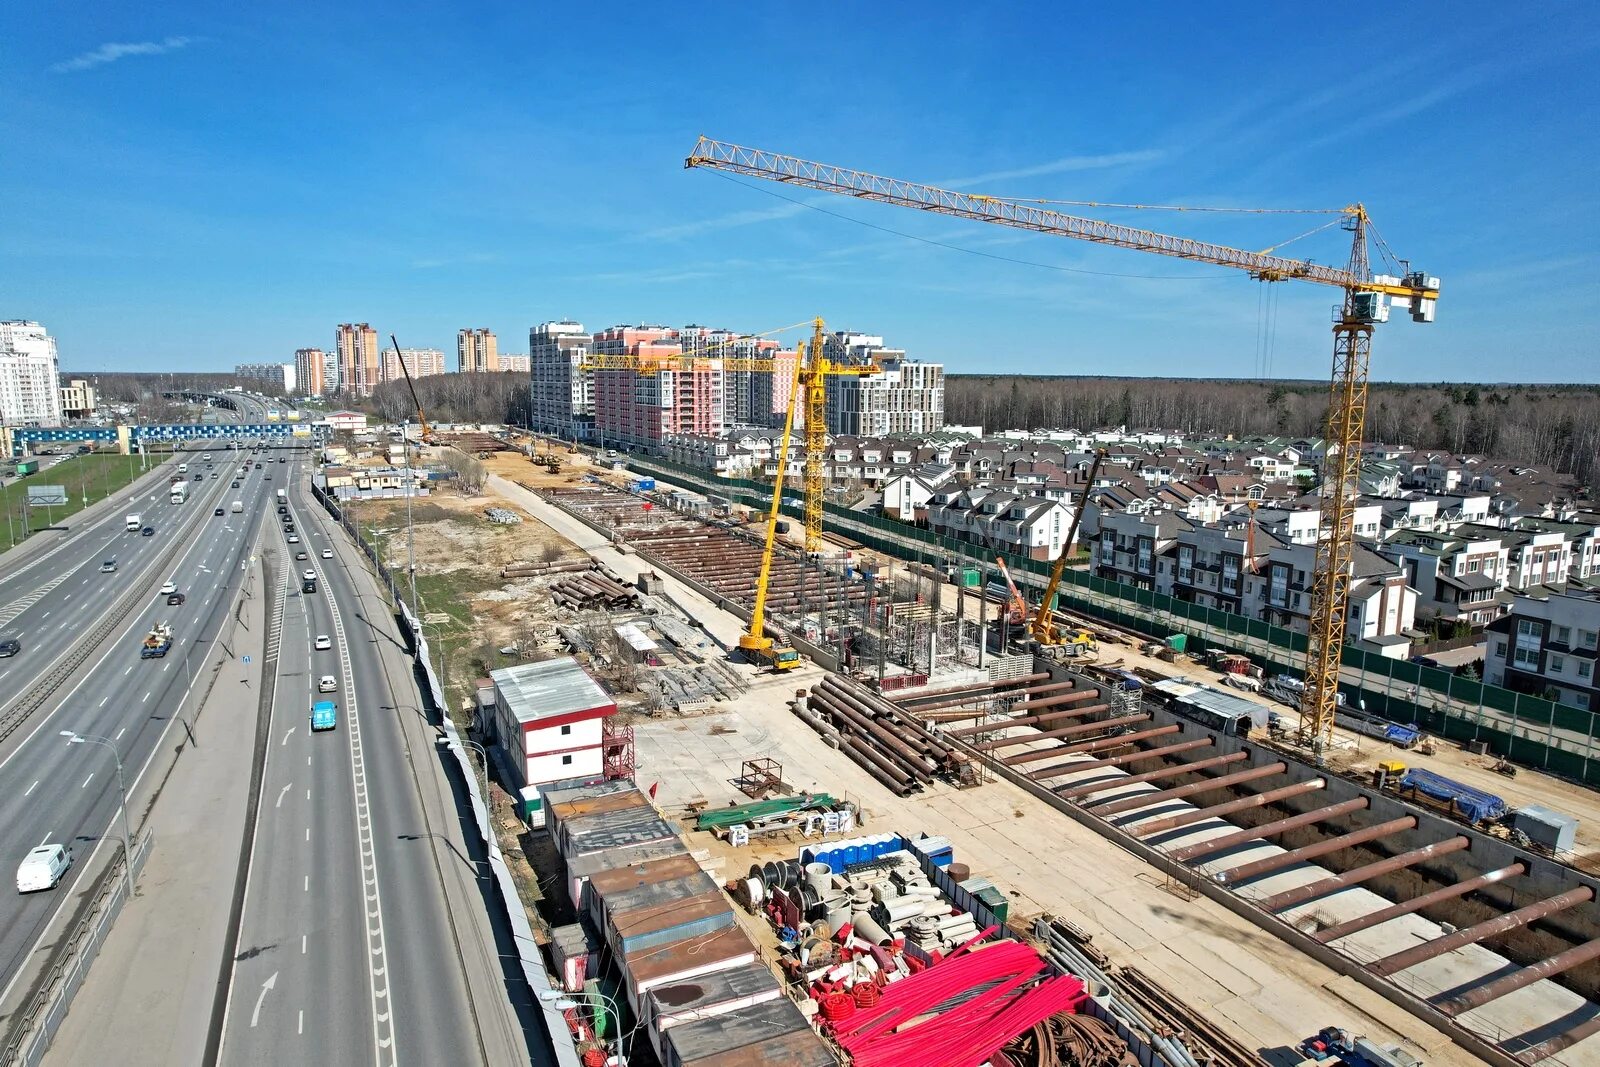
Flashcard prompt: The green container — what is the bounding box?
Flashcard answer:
[1166,634,1188,653]
[15,460,38,476]
[974,885,1009,922]
[959,567,982,588]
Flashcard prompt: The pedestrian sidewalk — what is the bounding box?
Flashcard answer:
[43,557,267,1067]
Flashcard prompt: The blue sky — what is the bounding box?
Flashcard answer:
[4,3,1597,381]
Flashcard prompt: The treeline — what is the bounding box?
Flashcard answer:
[71,371,286,403]
[367,372,531,427]
[946,377,1600,487]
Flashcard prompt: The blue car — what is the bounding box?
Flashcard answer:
[311,700,338,732]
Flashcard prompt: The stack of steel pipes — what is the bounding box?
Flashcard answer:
[549,571,639,610]
[802,676,969,795]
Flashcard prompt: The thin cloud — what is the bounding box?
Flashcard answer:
[641,203,808,242]
[52,36,198,74]
[939,149,1166,189]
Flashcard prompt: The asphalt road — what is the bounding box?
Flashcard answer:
[221,473,505,1066]
[0,446,289,1007]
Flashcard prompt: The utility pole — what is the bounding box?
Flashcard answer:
[402,419,419,622]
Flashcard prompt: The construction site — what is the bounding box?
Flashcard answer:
[346,147,1600,1067]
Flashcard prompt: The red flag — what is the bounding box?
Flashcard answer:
[648,782,660,800]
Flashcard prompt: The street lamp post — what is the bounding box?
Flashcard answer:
[60,731,136,897]
[442,736,491,847]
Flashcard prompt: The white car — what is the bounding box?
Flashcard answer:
[288,535,300,544]
[321,549,333,559]
[303,570,317,582]
[314,635,331,651]
[17,844,71,893]
[159,580,177,595]
[318,674,337,693]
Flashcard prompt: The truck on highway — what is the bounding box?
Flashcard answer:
[276,488,286,501]
[140,622,173,659]
[230,500,243,514]
[169,481,189,505]
[14,459,38,477]
[125,513,142,531]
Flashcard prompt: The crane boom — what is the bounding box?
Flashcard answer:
[686,138,1438,304]
[740,342,805,671]
[1031,448,1106,644]
[686,137,1440,752]
[388,334,431,441]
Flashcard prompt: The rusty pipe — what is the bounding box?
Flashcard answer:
[892,674,1051,707]
[1215,815,1417,885]
[811,692,936,778]
[1368,886,1594,978]
[949,702,1112,740]
[841,736,915,795]
[1091,762,1288,818]
[1313,862,1528,945]
[1008,689,1102,715]
[1029,738,1214,781]
[1130,778,1327,838]
[1004,726,1184,767]
[1162,797,1370,863]
[990,714,1150,756]
[1503,1010,1600,1063]
[1438,935,1600,1017]
[1056,751,1250,799]
[1257,836,1470,912]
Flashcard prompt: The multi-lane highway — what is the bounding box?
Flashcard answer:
[0,442,281,1002]
[219,469,528,1065]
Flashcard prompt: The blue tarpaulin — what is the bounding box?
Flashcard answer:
[1397,767,1507,824]
[1385,724,1421,747]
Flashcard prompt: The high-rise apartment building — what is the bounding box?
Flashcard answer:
[497,354,530,374]
[336,323,380,397]
[822,330,943,437]
[530,322,594,441]
[295,347,332,396]
[381,346,446,383]
[458,328,499,373]
[235,362,297,393]
[0,321,63,427]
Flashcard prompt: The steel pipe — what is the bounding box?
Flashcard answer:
[1215,815,1416,885]
[1008,689,1103,715]
[1368,886,1593,978]
[1028,738,1214,781]
[945,700,1109,739]
[994,714,1150,759]
[1130,779,1326,838]
[971,707,1124,749]
[1091,762,1288,818]
[1014,726,1183,775]
[1056,752,1249,799]
[1162,797,1370,863]
[811,692,936,778]
[1257,837,1470,912]
[893,674,1052,708]
[1438,935,1600,1016]
[1509,1012,1600,1063]
[841,736,915,795]
[1313,863,1527,945]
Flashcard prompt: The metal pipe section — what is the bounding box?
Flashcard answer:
[1056,752,1249,800]
[1012,726,1184,772]
[1130,779,1325,838]
[892,673,1050,705]
[1163,797,1370,863]
[1030,738,1213,780]
[1438,936,1600,1017]
[944,698,1107,738]
[976,709,1134,751]
[1368,886,1594,978]
[1214,815,1417,885]
[1510,1011,1600,1063]
[1257,837,1471,912]
[1091,762,1288,818]
[1313,863,1527,945]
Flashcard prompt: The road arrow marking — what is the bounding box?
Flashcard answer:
[281,726,295,746]
[276,783,291,808]
[250,971,277,1027]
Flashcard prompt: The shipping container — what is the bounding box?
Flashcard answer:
[622,923,758,1015]
[14,460,38,477]
[596,872,722,948]
[565,838,690,911]
[644,962,782,1056]
[583,853,704,927]
[560,807,677,862]
[607,890,734,958]
[661,995,835,1067]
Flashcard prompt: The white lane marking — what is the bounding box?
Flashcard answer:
[24,781,38,797]
[303,874,308,892]
[298,1009,303,1036]
[305,788,310,800]
[281,727,295,746]
[304,827,310,842]
[302,934,307,954]
[81,772,94,789]
[163,660,171,672]
[99,696,109,707]
[249,972,277,1028]
[123,664,133,676]
[276,783,291,808]
[39,831,50,845]
[142,691,151,702]
[115,727,125,741]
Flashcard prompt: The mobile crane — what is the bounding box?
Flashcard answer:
[388,333,432,445]
[684,137,1439,751]
[740,345,806,672]
[1031,448,1106,647]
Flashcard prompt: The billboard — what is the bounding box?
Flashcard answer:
[27,485,68,506]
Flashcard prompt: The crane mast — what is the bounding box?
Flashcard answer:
[685,138,1439,750]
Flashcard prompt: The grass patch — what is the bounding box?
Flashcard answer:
[0,454,148,552]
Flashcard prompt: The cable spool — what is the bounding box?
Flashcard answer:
[820,992,855,1021]
[852,983,880,1008]
[743,877,765,907]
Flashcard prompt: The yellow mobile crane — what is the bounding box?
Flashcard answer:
[1032,448,1107,646]
[740,350,806,672]
[582,318,878,555]
[684,138,1439,752]
[388,333,432,444]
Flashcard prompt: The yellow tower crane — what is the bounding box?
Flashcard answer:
[582,318,878,555]
[684,137,1440,751]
